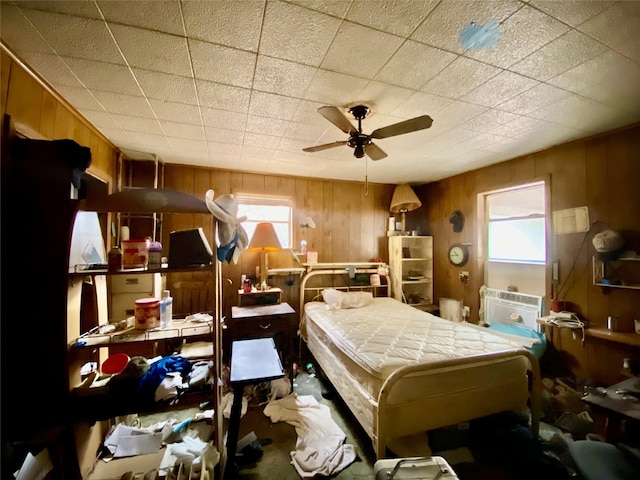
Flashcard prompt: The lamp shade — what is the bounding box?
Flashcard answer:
[248,222,282,252]
[390,184,422,213]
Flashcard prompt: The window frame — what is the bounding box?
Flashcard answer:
[236,193,293,249]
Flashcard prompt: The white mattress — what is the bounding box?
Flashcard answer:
[303,297,526,401]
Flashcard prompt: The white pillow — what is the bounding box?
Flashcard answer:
[322,288,373,310]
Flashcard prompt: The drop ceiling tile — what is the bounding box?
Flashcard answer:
[160,121,205,141]
[392,91,453,119]
[497,82,571,115]
[109,24,190,75]
[303,70,370,105]
[16,52,82,88]
[125,132,172,150]
[462,70,539,107]
[346,0,439,37]
[182,0,263,51]
[112,114,164,135]
[242,145,275,161]
[375,40,457,90]
[148,99,201,124]
[287,1,351,18]
[460,109,522,133]
[204,127,244,144]
[207,141,243,156]
[509,29,607,81]
[91,91,156,117]
[321,22,404,78]
[167,138,208,154]
[530,0,612,27]
[253,56,317,97]
[189,39,256,88]
[410,0,522,53]
[15,1,102,19]
[260,1,341,66]
[421,56,501,99]
[246,115,290,136]
[249,91,300,120]
[61,56,142,96]
[56,85,104,111]
[78,109,119,129]
[426,101,488,130]
[528,94,621,132]
[244,132,282,149]
[578,1,640,63]
[196,79,251,112]
[277,136,315,154]
[201,107,248,131]
[0,5,56,55]
[464,5,570,69]
[285,121,330,143]
[98,127,132,144]
[548,50,640,100]
[357,81,416,113]
[21,8,125,64]
[133,69,198,105]
[494,115,551,137]
[97,0,184,36]
[290,100,333,126]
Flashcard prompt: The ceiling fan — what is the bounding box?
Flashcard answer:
[302,105,433,160]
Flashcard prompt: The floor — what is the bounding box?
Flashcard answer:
[228,371,549,480]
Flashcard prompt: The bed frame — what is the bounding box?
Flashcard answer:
[299,263,541,459]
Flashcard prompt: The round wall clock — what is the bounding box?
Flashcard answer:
[448,244,469,266]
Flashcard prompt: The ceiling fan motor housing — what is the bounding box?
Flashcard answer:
[348,105,371,120]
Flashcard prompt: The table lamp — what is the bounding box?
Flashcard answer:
[390,184,422,234]
[248,222,282,290]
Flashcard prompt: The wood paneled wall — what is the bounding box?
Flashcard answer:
[162,165,395,326]
[1,46,118,184]
[417,124,640,385]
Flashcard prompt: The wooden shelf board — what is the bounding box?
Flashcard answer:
[586,328,640,347]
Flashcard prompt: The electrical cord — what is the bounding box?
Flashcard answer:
[547,312,585,344]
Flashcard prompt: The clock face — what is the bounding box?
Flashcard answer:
[448,245,469,266]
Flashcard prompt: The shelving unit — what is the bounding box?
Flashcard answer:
[592,256,640,290]
[389,236,434,311]
[68,188,224,475]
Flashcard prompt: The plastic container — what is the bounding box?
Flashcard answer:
[134,297,160,330]
[160,290,173,328]
[122,239,149,268]
[148,241,162,268]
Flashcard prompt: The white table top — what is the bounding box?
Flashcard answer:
[229,337,284,385]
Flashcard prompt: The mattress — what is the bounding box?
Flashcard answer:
[303,297,526,402]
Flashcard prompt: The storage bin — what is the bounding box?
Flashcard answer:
[374,456,459,479]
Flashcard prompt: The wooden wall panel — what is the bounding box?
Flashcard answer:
[422,123,640,385]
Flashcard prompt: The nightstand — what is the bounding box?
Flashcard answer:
[229,302,297,367]
[238,287,282,306]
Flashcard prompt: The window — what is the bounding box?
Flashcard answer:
[237,194,292,248]
[486,182,545,264]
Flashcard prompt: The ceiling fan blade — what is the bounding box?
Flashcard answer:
[370,115,433,139]
[318,106,357,134]
[303,141,347,153]
[365,142,387,161]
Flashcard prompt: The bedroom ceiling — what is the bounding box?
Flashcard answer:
[2,1,639,185]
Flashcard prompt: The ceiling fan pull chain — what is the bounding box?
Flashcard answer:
[364,157,369,196]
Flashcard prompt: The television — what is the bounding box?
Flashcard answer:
[168,227,213,268]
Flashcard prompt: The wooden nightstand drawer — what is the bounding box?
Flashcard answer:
[229,302,297,366]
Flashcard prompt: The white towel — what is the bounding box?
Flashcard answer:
[263,393,356,478]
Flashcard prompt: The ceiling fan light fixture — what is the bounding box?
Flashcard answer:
[354,144,365,158]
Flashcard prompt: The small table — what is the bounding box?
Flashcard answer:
[582,376,640,442]
[224,337,284,479]
[229,302,297,367]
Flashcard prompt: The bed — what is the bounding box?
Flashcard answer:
[299,263,541,459]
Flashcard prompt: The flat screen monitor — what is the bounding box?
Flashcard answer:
[168,227,213,268]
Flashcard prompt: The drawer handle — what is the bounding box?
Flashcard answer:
[259,323,271,330]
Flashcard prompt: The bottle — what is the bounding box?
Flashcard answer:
[160,290,173,328]
[108,246,122,272]
[147,241,162,269]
